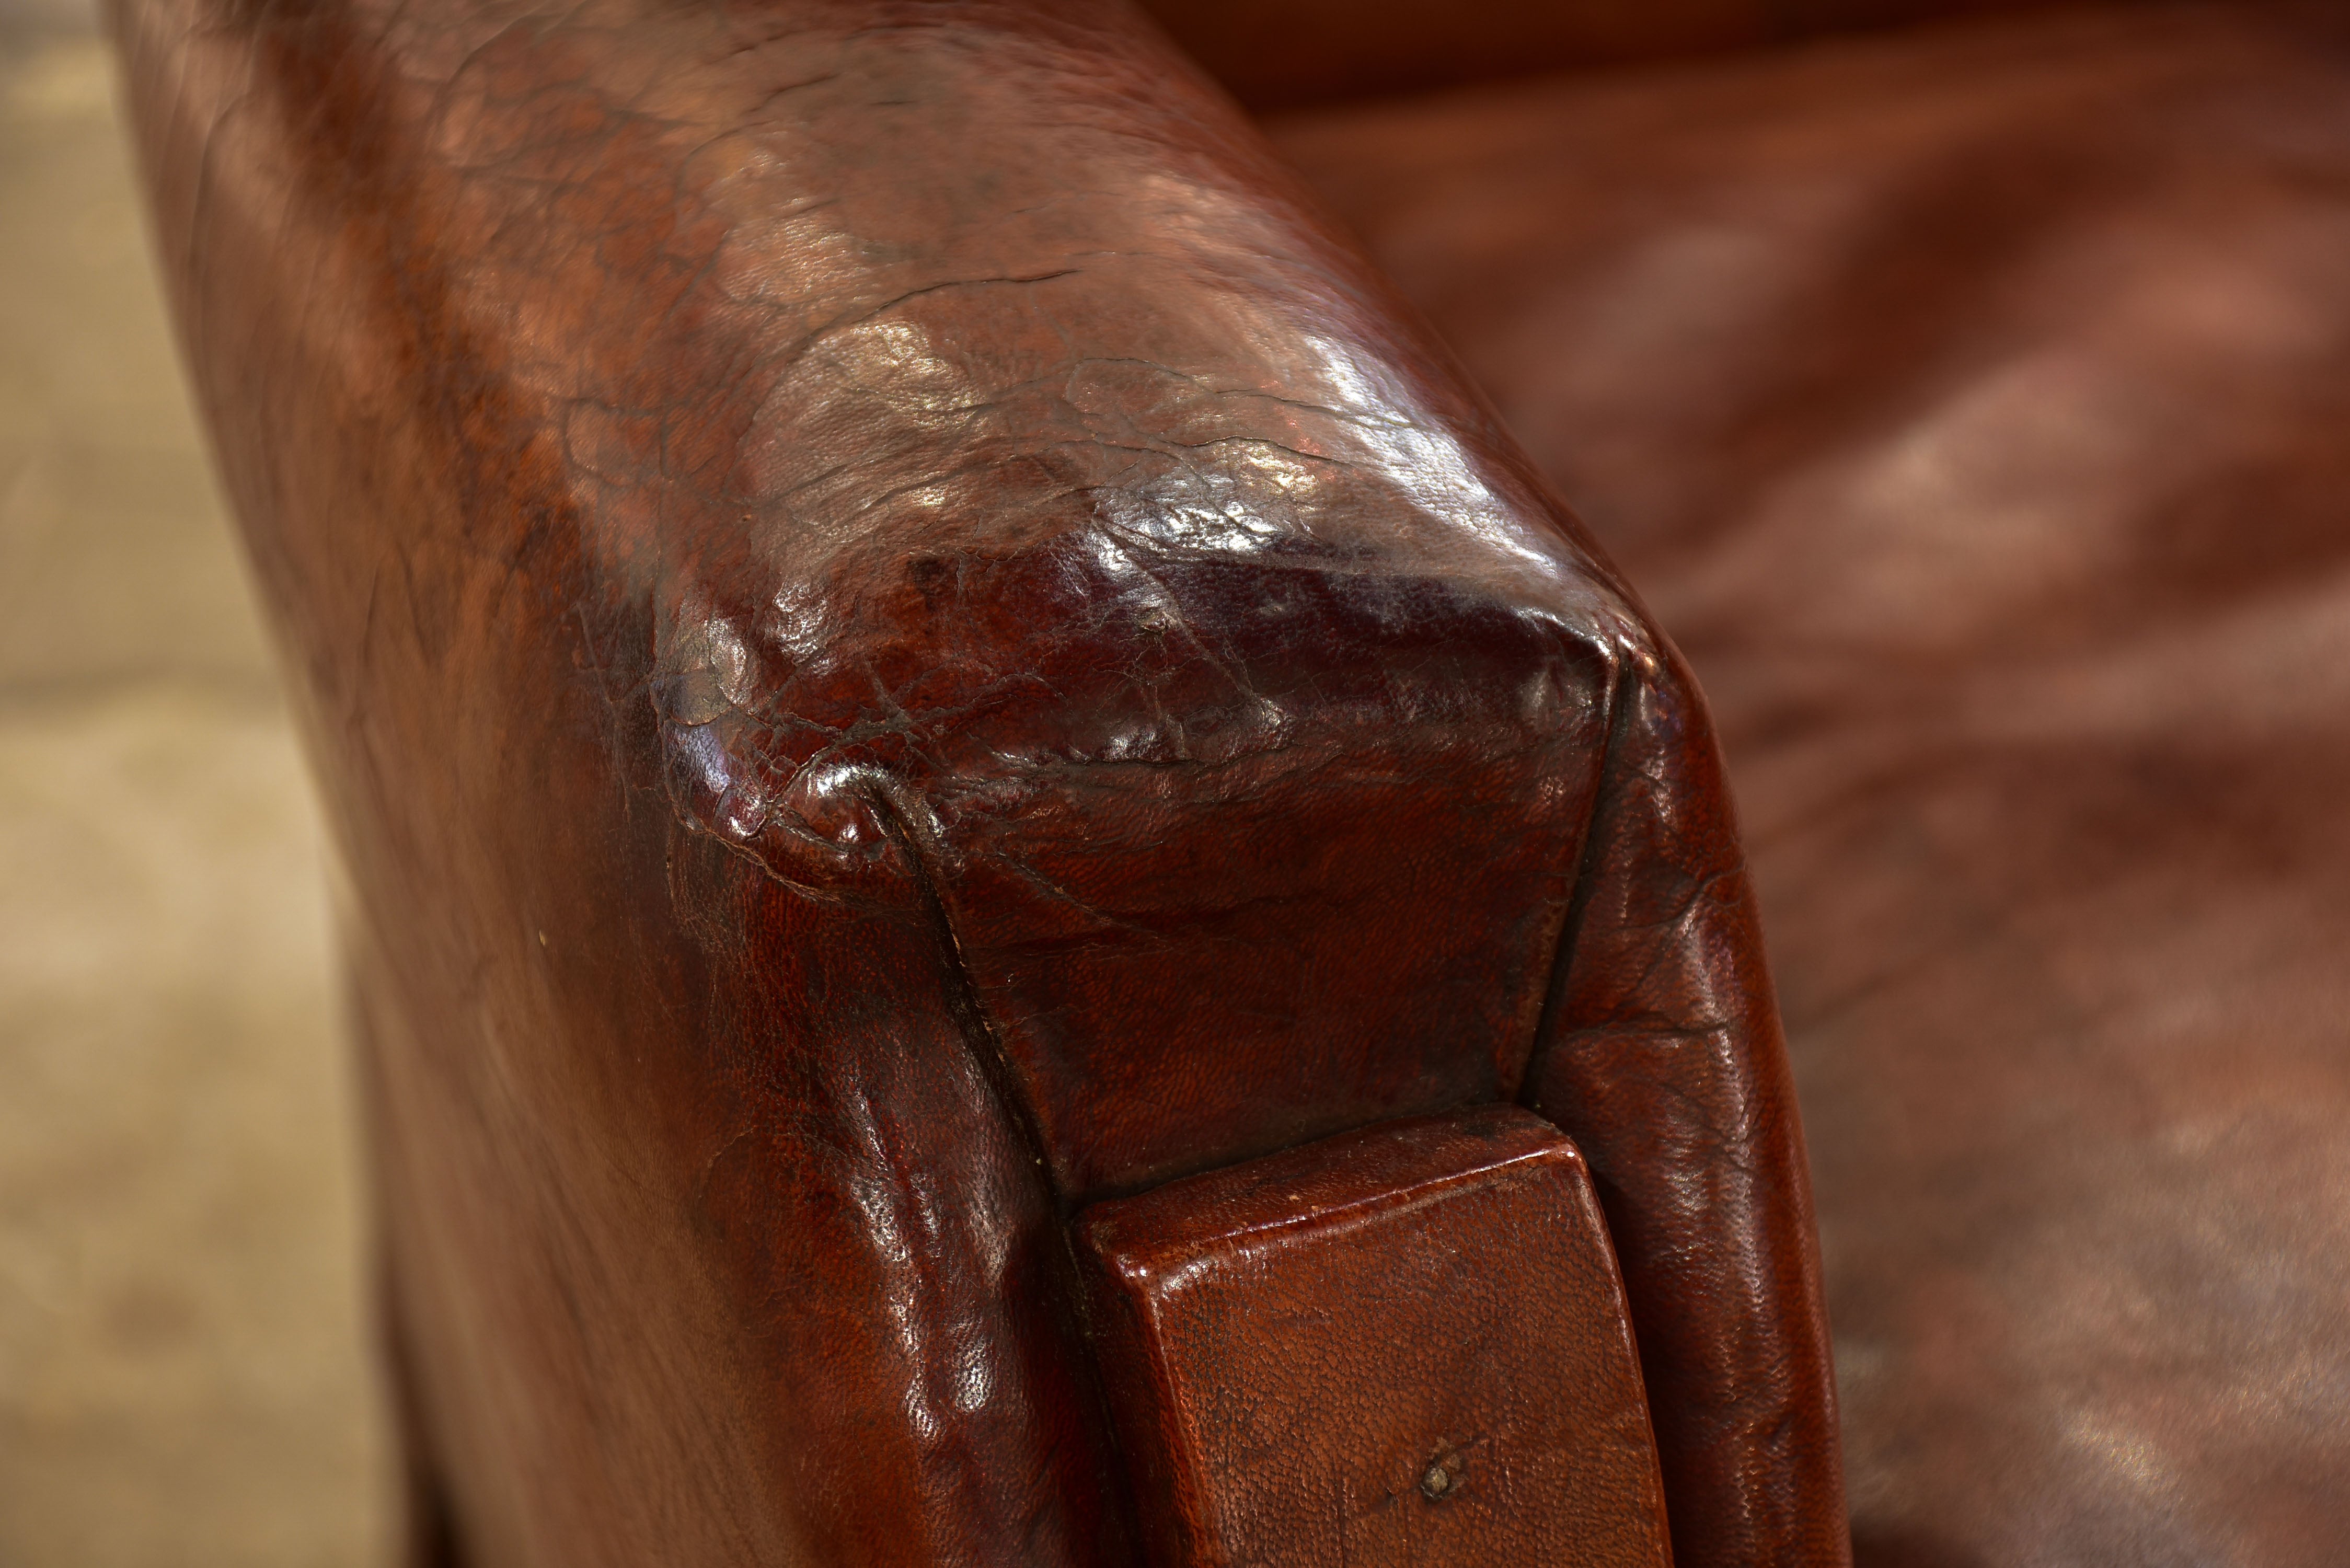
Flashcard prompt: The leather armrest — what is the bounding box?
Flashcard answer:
[113,0,1844,1560]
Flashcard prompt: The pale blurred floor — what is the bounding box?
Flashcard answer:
[1,20,392,1567]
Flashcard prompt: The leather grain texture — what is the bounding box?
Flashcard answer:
[111,0,1845,1560]
[1271,3,2350,1561]
[1076,1107,1673,1568]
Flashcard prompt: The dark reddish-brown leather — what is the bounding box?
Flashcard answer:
[1272,3,2350,1560]
[113,0,1842,1562]
[1132,0,2140,109]
[1076,1107,1672,1568]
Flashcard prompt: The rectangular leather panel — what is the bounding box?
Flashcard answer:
[1074,1105,1671,1567]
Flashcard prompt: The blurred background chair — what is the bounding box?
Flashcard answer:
[1220,2,2350,1561]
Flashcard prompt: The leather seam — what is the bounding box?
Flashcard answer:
[1522,644,1639,1115]
[859,778,1063,1202]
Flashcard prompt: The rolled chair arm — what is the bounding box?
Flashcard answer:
[113,0,1846,1560]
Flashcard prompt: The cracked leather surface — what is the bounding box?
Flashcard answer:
[114,0,1842,1562]
[1272,3,2350,1561]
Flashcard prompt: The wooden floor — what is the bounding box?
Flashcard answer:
[0,19,390,1565]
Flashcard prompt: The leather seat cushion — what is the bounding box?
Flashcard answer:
[1270,5,2350,1562]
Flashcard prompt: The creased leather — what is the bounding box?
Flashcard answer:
[113,0,1846,1560]
[1530,646,1848,1568]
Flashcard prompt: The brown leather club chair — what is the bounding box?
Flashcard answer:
[111,0,2350,1563]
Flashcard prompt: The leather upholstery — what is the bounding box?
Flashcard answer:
[1273,3,2350,1560]
[1077,1108,1673,1567]
[113,0,1842,1562]
[1135,0,2141,109]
